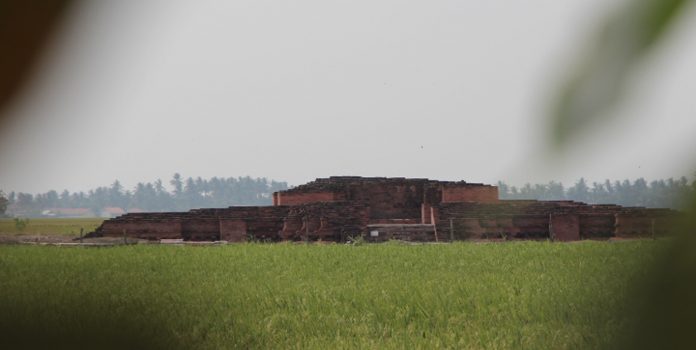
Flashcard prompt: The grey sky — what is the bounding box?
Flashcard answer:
[1,0,695,193]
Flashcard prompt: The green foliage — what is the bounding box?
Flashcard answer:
[0,190,7,217]
[13,218,28,231]
[0,242,666,349]
[546,3,696,347]
[347,234,365,245]
[550,0,693,146]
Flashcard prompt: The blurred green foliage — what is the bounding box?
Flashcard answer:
[550,0,692,146]
[550,1,696,348]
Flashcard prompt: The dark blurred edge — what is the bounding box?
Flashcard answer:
[0,297,188,350]
[0,0,76,125]
[614,200,696,350]
[545,0,696,344]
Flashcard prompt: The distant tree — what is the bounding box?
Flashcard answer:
[183,177,201,209]
[170,173,183,199]
[89,187,109,216]
[132,182,148,210]
[71,191,87,208]
[567,178,590,203]
[519,183,534,199]
[152,179,171,211]
[497,177,695,209]
[604,180,614,201]
[16,193,33,209]
[509,186,519,199]
[497,181,509,198]
[633,178,649,206]
[45,190,59,208]
[591,182,608,204]
[108,180,128,209]
[0,190,8,217]
[60,190,70,207]
[547,181,565,200]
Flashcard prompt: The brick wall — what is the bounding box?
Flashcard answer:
[182,218,220,241]
[99,218,183,240]
[219,219,247,242]
[348,183,424,219]
[441,185,499,203]
[88,177,680,243]
[550,213,580,241]
[579,214,615,239]
[275,191,341,206]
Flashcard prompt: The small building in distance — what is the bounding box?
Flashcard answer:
[41,207,93,218]
[88,176,678,242]
[100,207,126,218]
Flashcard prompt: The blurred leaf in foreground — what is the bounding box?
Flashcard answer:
[548,1,696,348]
[549,0,692,147]
[617,196,696,350]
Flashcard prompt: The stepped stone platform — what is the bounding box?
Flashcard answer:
[88,176,680,242]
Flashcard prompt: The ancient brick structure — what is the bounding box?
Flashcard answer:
[88,176,679,242]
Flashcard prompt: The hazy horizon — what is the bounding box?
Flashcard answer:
[2,0,696,194]
[4,172,696,196]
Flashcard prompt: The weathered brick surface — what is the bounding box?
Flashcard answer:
[182,218,220,241]
[614,209,677,238]
[88,177,680,242]
[100,219,182,240]
[550,214,580,241]
[579,214,615,239]
[219,219,247,242]
[275,192,342,206]
[279,177,496,220]
[441,185,498,203]
[279,202,369,241]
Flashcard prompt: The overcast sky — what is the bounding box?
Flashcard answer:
[1,0,696,193]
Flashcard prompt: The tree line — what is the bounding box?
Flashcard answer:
[1,174,288,217]
[1,176,694,218]
[497,177,694,209]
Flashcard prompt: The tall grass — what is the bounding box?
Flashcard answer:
[0,218,103,236]
[0,241,664,349]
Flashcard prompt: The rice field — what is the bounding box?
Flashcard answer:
[0,218,104,236]
[0,240,666,349]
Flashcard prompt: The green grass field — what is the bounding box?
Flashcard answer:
[0,241,665,349]
[0,218,104,236]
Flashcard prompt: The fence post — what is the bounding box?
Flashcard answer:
[79,228,84,244]
[122,229,127,245]
[449,219,454,242]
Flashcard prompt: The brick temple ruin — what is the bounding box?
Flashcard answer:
[88,176,678,242]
